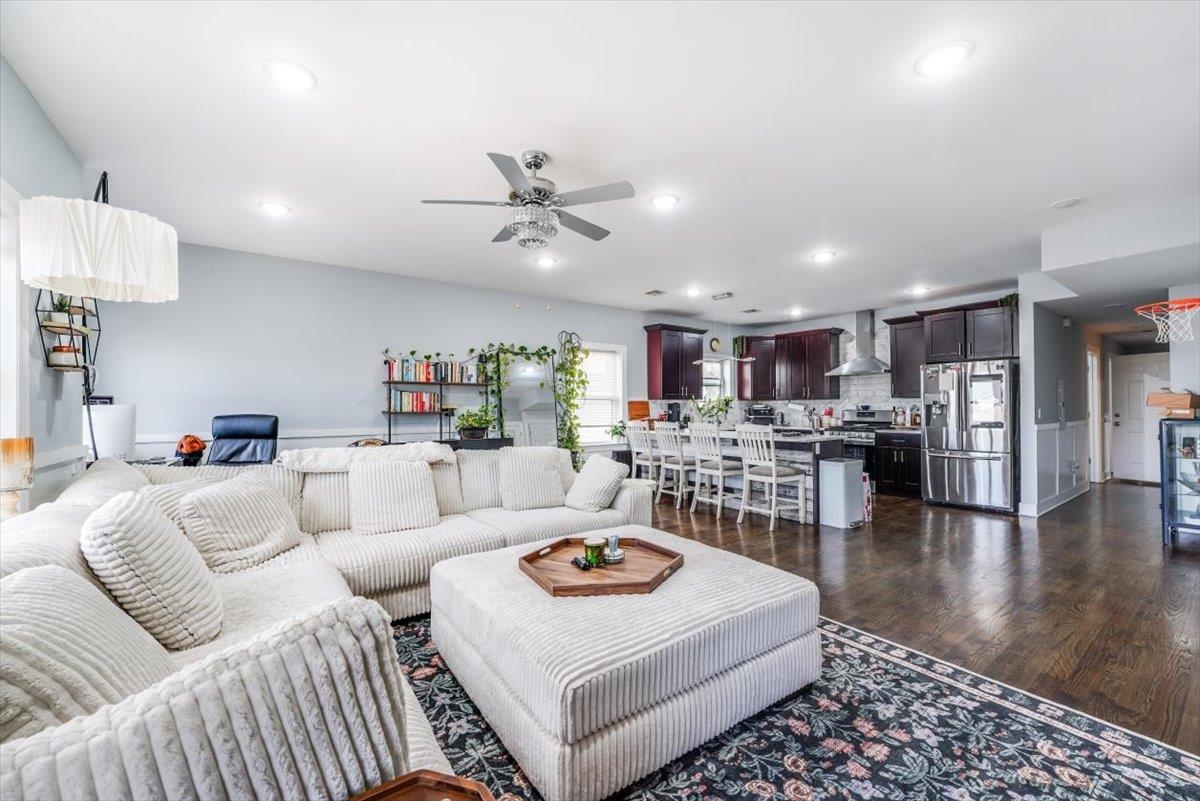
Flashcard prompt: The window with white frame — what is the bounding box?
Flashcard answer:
[578,343,625,444]
[701,359,733,400]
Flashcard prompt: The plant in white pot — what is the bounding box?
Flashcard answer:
[455,407,495,440]
[691,395,735,426]
[46,295,72,325]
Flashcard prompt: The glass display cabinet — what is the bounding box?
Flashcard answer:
[1160,418,1200,546]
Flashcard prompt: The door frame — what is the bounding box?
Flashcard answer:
[1086,346,1102,483]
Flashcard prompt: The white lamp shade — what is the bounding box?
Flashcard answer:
[86,404,137,461]
[19,196,178,302]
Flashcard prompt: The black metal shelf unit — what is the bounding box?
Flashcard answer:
[382,379,488,443]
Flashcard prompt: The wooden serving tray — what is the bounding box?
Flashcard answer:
[519,536,684,597]
[350,770,494,801]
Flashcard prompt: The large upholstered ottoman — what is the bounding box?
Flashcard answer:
[429,524,821,801]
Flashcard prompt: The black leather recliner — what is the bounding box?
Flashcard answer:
[207,414,279,464]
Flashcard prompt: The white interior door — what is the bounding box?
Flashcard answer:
[1141,373,1161,484]
[1111,359,1144,480]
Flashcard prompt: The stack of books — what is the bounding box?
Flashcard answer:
[385,357,481,384]
[389,389,442,414]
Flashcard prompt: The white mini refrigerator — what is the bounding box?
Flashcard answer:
[819,458,865,529]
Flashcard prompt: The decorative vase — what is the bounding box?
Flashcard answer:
[45,312,69,324]
[459,427,487,440]
[48,345,79,368]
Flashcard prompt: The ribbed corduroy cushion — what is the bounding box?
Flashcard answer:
[456,450,503,511]
[0,565,175,743]
[0,598,411,801]
[53,459,149,509]
[315,515,506,595]
[564,455,629,512]
[349,461,440,534]
[81,492,224,650]
[179,472,304,572]
[137,475,225,527]
[464,506,627,547]
[430,525,820,743]
[499,447,567,511]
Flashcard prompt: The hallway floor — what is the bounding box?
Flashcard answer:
[653,481,1200,752]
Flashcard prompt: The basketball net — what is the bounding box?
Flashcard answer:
[1134,298,1200,344]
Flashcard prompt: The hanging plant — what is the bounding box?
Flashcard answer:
[473,342,556,431]
[554,331,589,465]
[732,335,748,359]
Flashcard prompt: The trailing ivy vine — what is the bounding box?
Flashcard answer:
[554,331,589,465]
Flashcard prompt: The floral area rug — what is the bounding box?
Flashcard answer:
[393,616,1200,800]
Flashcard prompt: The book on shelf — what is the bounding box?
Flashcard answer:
[385,357,481,384]
[388,389,443,413]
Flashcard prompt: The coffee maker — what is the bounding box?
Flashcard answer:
[746,404,774,425]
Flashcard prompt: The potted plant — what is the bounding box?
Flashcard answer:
[455,407,494,440]
[46,295,72,325]
[607,421,627,441]
[691,395,734,426]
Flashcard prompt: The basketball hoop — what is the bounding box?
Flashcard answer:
[1135,297,1200,343]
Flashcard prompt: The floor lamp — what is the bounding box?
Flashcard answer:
[19,172,178,460]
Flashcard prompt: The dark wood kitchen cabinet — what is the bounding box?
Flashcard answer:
[645,324,706,400]
[884,316,924,398]
[774,329,842,400]
[924,310,966,363]
[875,443,922,497]
[737,336,776,400]
[966,306,1015,359]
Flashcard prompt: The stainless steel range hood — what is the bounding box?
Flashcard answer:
[826,310,891,376]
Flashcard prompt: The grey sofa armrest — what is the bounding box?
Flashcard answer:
[610,478,656,526]
[0,598,414,801]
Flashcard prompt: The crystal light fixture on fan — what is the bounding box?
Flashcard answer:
[507,204,558,251]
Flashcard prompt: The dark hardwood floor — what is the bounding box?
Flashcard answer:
[652,482,1200,753]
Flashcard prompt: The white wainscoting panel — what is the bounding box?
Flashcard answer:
[1020,420,1089,516]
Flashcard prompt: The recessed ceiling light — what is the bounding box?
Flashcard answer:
[264,59,317,92]
[910,285,931,296]
[685,286,702,297]
[650,194,679,210]
[809,250,838,264]
[789,307,803,317]
[1049,197,1085,209]
[913,40,976,77]
[258,200,291,217]
[536,256,556,269]
[645,289,667,296]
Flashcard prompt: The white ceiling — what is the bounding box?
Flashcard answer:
[2,1,1198,324]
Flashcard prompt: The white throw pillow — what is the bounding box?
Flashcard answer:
[137,475,225,527]
[179,472,304,572]
[80,492,224,650]
[349,461,440,534]
[499,447,568,511]
[0,565,177,741]
[565,454,629,512]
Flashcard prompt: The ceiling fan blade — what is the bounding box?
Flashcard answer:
[552,181,635,207]
[486,152,533,196]
[557,210,611,241]
[421,199,511,206]
[491,226,515,243]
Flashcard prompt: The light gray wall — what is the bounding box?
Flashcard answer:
[1169,282,1200,393]
[1032,303,1086,424]
[101,243,724,452]
[1,54,85,502]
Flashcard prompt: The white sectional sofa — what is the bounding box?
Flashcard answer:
[0,446,653,800]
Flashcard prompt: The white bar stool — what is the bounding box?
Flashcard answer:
[654,422,694,509]
[626,420,660,482]
[735,423,805,531]
[689,422,739,516]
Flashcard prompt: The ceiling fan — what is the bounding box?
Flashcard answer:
[422,149,634,251]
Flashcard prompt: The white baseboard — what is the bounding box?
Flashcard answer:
[1021,480,1089,517]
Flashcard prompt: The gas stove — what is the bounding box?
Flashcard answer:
[837,409,895,445]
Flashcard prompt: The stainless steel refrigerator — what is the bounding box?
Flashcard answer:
[921,359,1018,513]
